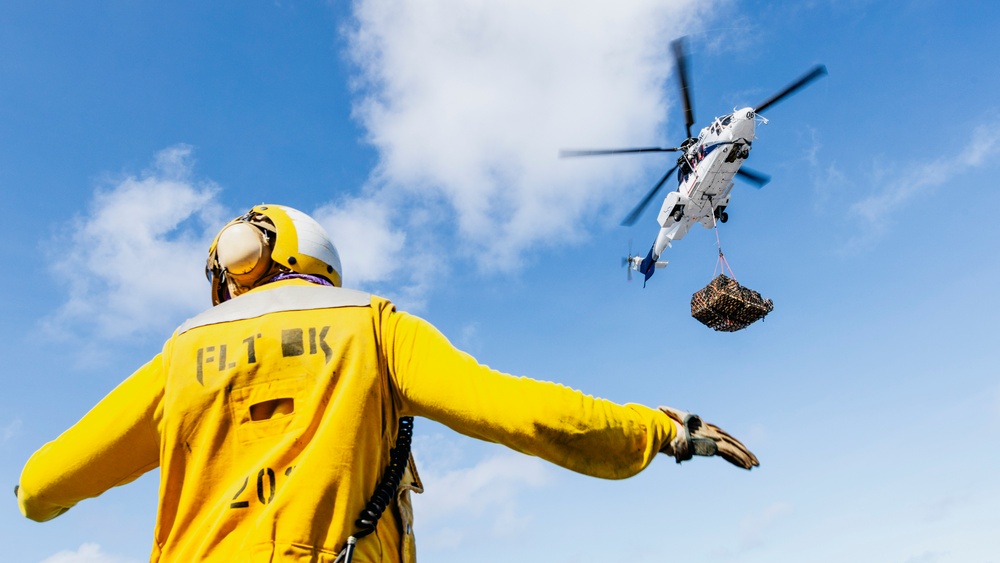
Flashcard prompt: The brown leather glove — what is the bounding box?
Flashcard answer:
[659,406,759,470]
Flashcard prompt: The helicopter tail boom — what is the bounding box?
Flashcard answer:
[637,247,668,286]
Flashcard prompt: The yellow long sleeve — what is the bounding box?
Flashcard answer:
[380,301,675,479]
[18,356,162,522]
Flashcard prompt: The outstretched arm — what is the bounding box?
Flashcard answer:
[17,356,163,521]
[380,304,674,479]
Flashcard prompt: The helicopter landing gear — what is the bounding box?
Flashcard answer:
[738,147,750,159]
[714,206,728,223]
[670,205,684,221]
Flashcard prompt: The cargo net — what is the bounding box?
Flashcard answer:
[691,273,774,332]
[690,212,774,332]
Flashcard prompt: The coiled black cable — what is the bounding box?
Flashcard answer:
[353,416,414,539]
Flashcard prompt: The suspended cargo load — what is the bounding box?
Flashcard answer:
[691,274,773,332]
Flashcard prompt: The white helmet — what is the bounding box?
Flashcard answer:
[206,204,342,305]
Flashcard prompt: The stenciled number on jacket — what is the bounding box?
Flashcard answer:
[230,466,294,509]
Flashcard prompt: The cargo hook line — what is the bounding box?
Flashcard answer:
[708,196,736,280]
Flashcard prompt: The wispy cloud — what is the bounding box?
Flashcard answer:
[38,145,419,344]
[314,195,406,287]
[312,194,439,309]
[902,551,945,563]
[707,500,793,559]
[920,494,970,524]
[456,322,483,356]
[993,384,1000,429]
[42,145,228,344]
[3,418,22,443]
[344,0,720,272]
[39,543,141,563]
[812,162,849,213]
[847,116,1000,247]
[739,501,793,550]
[411,434,551,549]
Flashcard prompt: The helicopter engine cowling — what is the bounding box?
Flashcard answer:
[657,191,690,228]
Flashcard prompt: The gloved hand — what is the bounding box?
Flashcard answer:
[659,406,759,470]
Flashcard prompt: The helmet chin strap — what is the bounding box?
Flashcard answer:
[223,260,285,301]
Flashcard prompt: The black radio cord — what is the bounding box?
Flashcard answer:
[336,416,414,563]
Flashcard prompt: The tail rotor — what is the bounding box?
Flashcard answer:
[622,240,635,282]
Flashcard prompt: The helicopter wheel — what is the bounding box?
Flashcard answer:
[720,211,729,223]
[671,208,683,221]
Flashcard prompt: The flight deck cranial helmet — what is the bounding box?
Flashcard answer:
[206,204,343,305]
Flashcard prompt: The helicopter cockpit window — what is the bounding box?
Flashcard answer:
[720,114,732,126]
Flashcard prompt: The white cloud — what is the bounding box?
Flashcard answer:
[902,551,945,563]
[849,118,1000,234]
[311,193,439,308]
[739,501,793,549]
[3,418,22,443]
[812,162,848,213]
[345,0,720,272]
[851,159,949,228]
[313,188,454,311]
[411,434,551,549]
[961,122,1000,167]
[43,145,228,343]
[414,453,549,522]
[314,195,406,286]
[456,322,482,356]
[920,494,969,524]
[994,384,1000,428]
[39,543,141,563]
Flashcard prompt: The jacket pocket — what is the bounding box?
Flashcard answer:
[228,375,312,444]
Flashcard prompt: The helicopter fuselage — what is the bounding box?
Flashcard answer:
[636,107,763,278]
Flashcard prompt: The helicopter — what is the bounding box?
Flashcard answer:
[562,37,826,284]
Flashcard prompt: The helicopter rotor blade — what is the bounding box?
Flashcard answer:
[559,147,681,158]
[671,37,695,139]
[620,163,679,226]
[736,167,771,189]
[753,64,828,115]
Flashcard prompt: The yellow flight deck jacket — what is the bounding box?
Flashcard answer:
[18,278,677,562]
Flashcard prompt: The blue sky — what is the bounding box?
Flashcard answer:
[2,1,999,562]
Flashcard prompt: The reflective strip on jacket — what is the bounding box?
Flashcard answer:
[18,278,676,562]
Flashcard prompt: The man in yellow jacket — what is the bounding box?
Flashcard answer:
[17,204,757,562]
